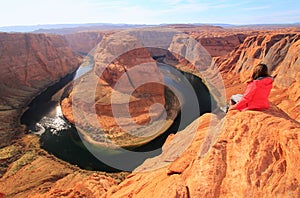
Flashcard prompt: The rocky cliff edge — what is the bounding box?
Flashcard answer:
[102,106,300,197]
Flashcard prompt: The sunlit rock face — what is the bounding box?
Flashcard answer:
[0,33,81,147]
[102,107,300,197]
[193,33,247,57]
[214,31,300,78]
[233,33,300,82]
[64,32,105,54]
[271,39,300,121]
[61,32,180,148]
[212,31,300,121]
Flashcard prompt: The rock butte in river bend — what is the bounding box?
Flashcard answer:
[61,32,179,148]
[0,25,300,197]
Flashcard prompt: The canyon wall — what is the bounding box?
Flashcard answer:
[0,33,81,147]
[213,30,300,121]
[191,32,248,57]
[64,32,105,54]
[270,38,300,121]
[163,30,250,107]
[165,29,250,68]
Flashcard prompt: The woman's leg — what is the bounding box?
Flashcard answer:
[230,94,243,105]
[220,94,243,113]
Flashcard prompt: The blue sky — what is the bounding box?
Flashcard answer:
[0,0,299,27]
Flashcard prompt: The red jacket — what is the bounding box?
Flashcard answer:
[235,77,273,111]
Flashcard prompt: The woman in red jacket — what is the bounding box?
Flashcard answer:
[228,63,273,111]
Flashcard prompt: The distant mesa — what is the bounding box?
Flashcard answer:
[0,23,151,34]
[1,22,300,34]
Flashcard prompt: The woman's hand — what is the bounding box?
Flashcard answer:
[228,104,237,111]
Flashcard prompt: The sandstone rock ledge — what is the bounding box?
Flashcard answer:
[103,106,300,198]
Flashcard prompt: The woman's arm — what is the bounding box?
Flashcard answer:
[234,82,257,110]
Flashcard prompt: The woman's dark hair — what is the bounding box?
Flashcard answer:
[252,63,269,80]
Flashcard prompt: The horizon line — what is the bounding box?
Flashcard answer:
[1,21,300,28]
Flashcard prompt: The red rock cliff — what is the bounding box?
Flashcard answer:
[64,32,105,54]
[213,31,300,121]
[0,33,81,147]
[165,30,249,66]
[103,107,300,197]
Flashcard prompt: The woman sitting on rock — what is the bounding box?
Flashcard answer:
[228,63,273,111]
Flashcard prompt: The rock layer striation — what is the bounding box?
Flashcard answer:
[61,33,177,148]
[0,33,81,147]
[103,107,300,197]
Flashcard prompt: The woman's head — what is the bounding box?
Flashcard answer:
[252,63,269,80]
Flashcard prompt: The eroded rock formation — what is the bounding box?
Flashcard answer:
[64,32,106,54]
[103,107,300,197]
[270,39,300,121]
[191,33,248,57]
[213,31,300,121]
[61,33,179,148]
[0,33,81,147]
[0,135,123,198]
